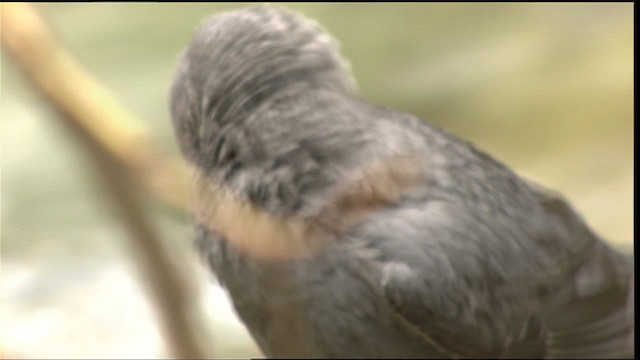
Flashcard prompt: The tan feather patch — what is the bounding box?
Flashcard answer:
[196,153,424,261]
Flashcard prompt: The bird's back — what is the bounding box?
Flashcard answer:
[171,6,634,358]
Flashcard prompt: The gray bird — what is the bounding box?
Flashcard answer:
[169,6,634,359]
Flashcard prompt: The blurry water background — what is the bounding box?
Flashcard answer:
[1,3,633,358]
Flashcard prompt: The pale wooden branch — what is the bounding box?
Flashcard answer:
[0,2,191,210]
[1,3,211,358]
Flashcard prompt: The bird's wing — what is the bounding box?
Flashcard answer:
[356,183,633,358]
[364,199,556,358]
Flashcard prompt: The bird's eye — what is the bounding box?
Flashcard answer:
[213,135,238,165]
[277,183,299,210]
[248,183,268,205]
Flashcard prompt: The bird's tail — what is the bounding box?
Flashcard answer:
[543,244,634,358]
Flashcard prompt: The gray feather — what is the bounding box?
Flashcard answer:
[171,5,634,358]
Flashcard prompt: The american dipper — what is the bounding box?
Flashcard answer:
[169,6,634,358]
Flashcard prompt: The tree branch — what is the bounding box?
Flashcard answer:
[1,3,211,358]
[0,2,191,210]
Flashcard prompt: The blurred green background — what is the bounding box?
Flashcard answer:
[1,3,633,358]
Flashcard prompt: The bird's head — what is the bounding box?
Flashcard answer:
[169,6,424,261]
[169,6,356,169]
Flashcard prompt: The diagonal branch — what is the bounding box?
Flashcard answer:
[1,3,211,358]
[0,2,191,210]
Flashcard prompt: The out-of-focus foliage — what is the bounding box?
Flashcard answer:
[1,3,632,358]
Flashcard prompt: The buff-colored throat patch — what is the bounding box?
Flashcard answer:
[195,154,425,261]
